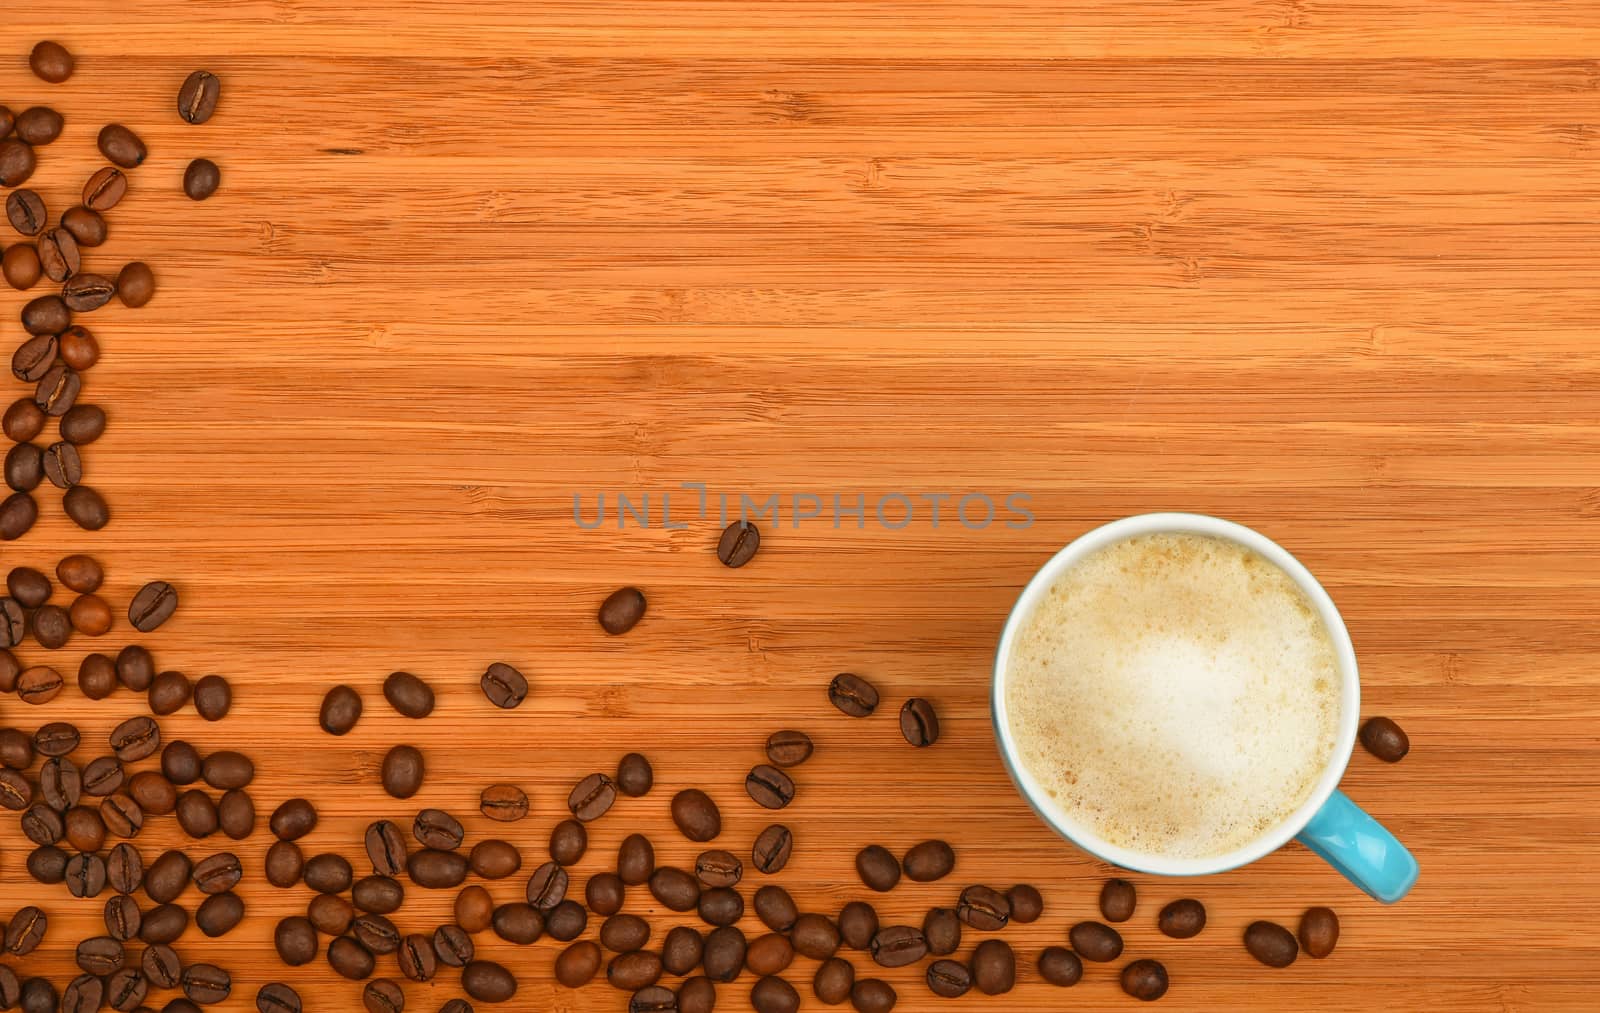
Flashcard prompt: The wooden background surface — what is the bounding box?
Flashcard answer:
[2,2,1598,1010]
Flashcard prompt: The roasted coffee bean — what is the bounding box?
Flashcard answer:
[815,957,855,1005]
[23,295,70,335]
[0,719,26,761]
[104,894,142,941]
[1298,906,1340,958]
[680,977,716,1013]
[85,167,128,210]
[869,925,927,968]
[198,890,245,936]
[455,887,495,934]
[764,729,812,767]
[117,643,155,690]
[107,715,159,763]
[698,886,745,927]
[902,839,954,882]
[899,698,940,746]
[609,951,664,991]
[2,240,41,288]
[163,740,202,782]
[746,933,794,976]
[184,157,221,200]
[749,830,789,885]
[65,484,110,529]
[527,860,570,910]
[586,871,626,916]
[35,369,79,424]
[15,107,63,146]
[320,684,363,734]
[27,844,68,883]
[469,839,521,879]
[714,519,761,567]
[856,845,900,892]
[851,978,896,1013]
[176,788,218,837]
[101,794,144,838]
[141,942,182,988]
[569,772,617,821]
[695,848,743,887]
[62,273,114,312]
[600,913,651,953]
[413,807,465,849]
[11,336,56,384]
[3,397,46,439]
[1008,883,1044,923]
[1360,716,1410,762]
[257,983,303,1013]
[145,849,192,902]
[56,326,97,374]
[353,914,400,954]
[189,673,231,720]
[83,754,125,795]
[0,767,33,810]
[5,906,48,955]
[34,719,79,755]
[671,787,720,841]
[971,939,1016,996]
[1158,897,1206,938]
[7,189,47,236]
[383,670,435,717]
[366,820,409,874]
[462,961,517,1003]
[661,925,704,975]
[702,926,747,982]
[363,979,404,1013]
[750,976,798,1013]
[398,932,438,982]
[31,602,72,646]
[550,817,587,864]
[1070,921,1124,962]
[179,71,222,123]
[926,959,972,998]
[206,745,256,787]
[923,906,963,956]
[616,750,653,795]
[310,895,355,936]
[194,851,244,894]
[62,973,105,1013]
[754,884,798,933]
[546,900,588,941]
[107,842,143,893]
[328,936,376,980]
[38,227,80,281]
[382,744,425,798]
[303,852,353,893]
[151,671,194,717]
[30,41,75,81]
[745,764,795,809]
[599,586,647,634]
[66,803,107,851]
[828,673,878,716]
[62,206,108,248]
[70,593,113,634]
[61,403,107,444]
[128,771,175,814]
[649,866,701,912]
[130,581,180,632]
[616,832,655,884]
[352,875,404,914]
[0,140,36,188]
[98,124,148,168]
[265,840,305,888]
[630,984,678,1013]
[1035,945,1084,987]
[434,923,475,966]
[1121,958,1169,1001]
[957,885,1009,930]
[409,848,467,889]
[792,914,841,959]
[556,941,603,987]
[140,903,187,943]
[1092,878,1135,922]
[832,901,877,951]
[1244,920,1298,967]
[491,903,543,944]
[479,661,527,708]
[4,451,44,497]
[480,782,528,821]
[40,754,81,808]
[269,797,318,841]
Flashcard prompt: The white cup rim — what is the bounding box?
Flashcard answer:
[991,512,1360,877]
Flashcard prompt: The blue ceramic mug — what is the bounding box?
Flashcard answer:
[991,513,1419,902]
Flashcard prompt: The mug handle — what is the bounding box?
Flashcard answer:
[1294,789,1419,903]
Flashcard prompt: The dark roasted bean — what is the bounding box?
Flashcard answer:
[491,903,543,945]
[716,519,760,566]
[856,845,900,892]
[480,661,528,708]
[1360,716,1410,762]
[310,895,355,936]
[264,840,303,887]
[926,959,972,998]
[353,914,400,955]
[971,939,1016,996]
[898,697,939,746]
[176,788,218,837]
[839,901,880,951]
[119,259,156,307]
[616,750,653,795]
[792,913,840,959]
[434,924,475,966]
[750,976,798,1013]
[754,884,798,933]
[197,890,245,936]
[383,670,435,717]
[556,940,603,987]
[129,580,179,632]
[598,586,647,634]
[409,847,467,889]
[1038,945,1083,986]
[382,744,425,798]
[569,772,617,821]
[1298,907,1340,958]
[814,957,855,1005]
[828,672,878,716]
[98,125,148,167]
[662,925,704,975]
[84,167,128,210]
[107,843,143,893]
[328,936,376,980]
[526,860,570,910]
[363,979,404,1013]
[184,158,221,200]
[353,875,404,914]
[671,788,720,841]
[398,932,438,981]
[1070,921,1124,962]
[1007,883,1043,923]
[957,885,1009,930]
[256,982,303,1013]
[695,848,743,887]
[179,71,222,124]
[415,807,465,849]
[851,978,897,1013]
[600,913,651,953]
[319,684,363,734]
[902,839,954,882]
[869,925,927,968]
[746,933,793,976]
[697,886,745,927]
[1121,959,1169,1001]
[469,838,521,879]
[702,926,747,982]
[745,764,795,809]
[764,729,812,767]
[617,832,655,884]
[586,872,626,916]
[193,851,244,894]
[139,903,187,943]
[462,960,517,1003]
[550,817,587,864]
[142,942,182,988]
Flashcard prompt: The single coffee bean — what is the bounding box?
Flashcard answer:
[716,520,760,566]
[65,484,110,529]
[30,41,74,81]
[32,602,72,646]
[957,885,1010,930]
[1158,897,1207,938]
[491,903,543,945]
[1121,958,1169,1001]
[851,978,896,1013]
[85,167,128,210]
[101,794,144,838]
[618,832,655,884]
[34,366,80,420]
[27,844,68,884]
[76,935,125,975]
[586,872,626,916]
[480,782,529,821]
[398,932,438,982]
[1036,944,1084,986]
[179,71,222,123]
[184,158,221,200]
[1097,878,1137,922]
[366,820,409,874]
[15,107,63,146]
[815,958,855,1005]
[870,925,927,968]
[745,764,795,809]
[130,581,179,631]
[1298,906,1340,958]
[898,697,940,746]
[671,787,720,840]
[192,674,231,719]
[972,939,1016,996]
[526,860,570,910]
[194,852,244,894]
[98,125,148,168]
[1008,883,1044,923]
[698,886,745,927]
[65,804,107,851]
[702,926,747,982]
[902,839,954,882]
[104,894,141,941]
[60,403,107,444]
[3,397,46,439]
[140,902,188,943]
[746,933,794,976]
[751,823,793,874]
[176,788,218,837]
[1070,921,1124,962]
[117,643,155,690]
[128,772,176,815]
[62,272,114,311]
[82,754,124,794]
[415,807,465,849]
[828,672,879,716]
[600,913,651,953]
[38,227,80,281]
[40,754,81,807]
[363,979,404,1013]
[550,817,587,864]
[0,766,29,810]
[1244,920,1299,967]
[111,716,161,764]
[142,942,182,988]
[70,593,113,634]
[328,936,377,980]
[792,913,841,959]
[834,901,878,951]
[462,960,517,1002]
[382,744,425,798]
[299,852,351,893]
[754,884,798,933]
[12,336,57,384]
[680,978,716,1013]
[469,839,521,879]
[0,140,36,188]
[630,984,677,1013]
[257,983,303,1013]
[78,651,115,697]
[62,206,108,247]
[197,891,245,936]
[926,959,972,998]
[107,842,143,893]
[34,719,79,755]
[163,739,203,782]
[5,906,48,955]
[649,866,701,911]
[750,976,798,1013]
[695,848,743,887]
[270,797,318,841]
[856,845,900,892]
[2,241,42,288]
[569,772,617,821]
[546,900,588,941]
[384,670,435,717]
[203,750,254,789]
[409,847,468,889]
[312,895,356,936]
[145,849,192,902]
[434,923,475,966]
[479,661,527,708]
[23,295,71,335]
[922,906,960,955]
[557,940,604,987]
[661,925,704,975]
[6,189,47,237]
[615,750,653,795]
[599,586,647,634]
[320,684,363,734]
[353,914,400,954]
[0,654,20,697]
[4,450,44,497]
[1360,716,1410,762]
[764,729,812,767]
[62,974,105,1013]
[353,875,405,914]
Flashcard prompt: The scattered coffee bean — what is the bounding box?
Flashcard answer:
[549,817,587,863]
[34,720,79,755]
[117,644,155,690]
[3,397,46,439]
[922,906,961,955]
[745,933,794,976]
[218,788,254,838]
[276,916,320,965]
[142,942,181,988]
[698,886,745,926]
[792,913,841,959]
[671,787,720,840]
[38,227,79,281]
[957,885,1010,930]
[63,974,105,1013]
[203,749,254,789]
[22,295,70,335]
[569,772,617,821]
[754,884,798,933]
[98,125,148,168]
[546,899,588,941]
[680,977,715,1013]
[104,894,141,941]
[184,157,221,200]
[270,798,318,841]
[1360,716,1410,762]
[63,272,115,311]
[926,958,972,998]
[194,852,244,893]
[76,652,114,697]
[408,848,467,889]
[415,807,465,849]
[617,832,655,884]
[363,979,404,1013]
[828,672,879,716]
[695,848,743,887]
[648,865,701,911]
[15,107,63,146]
[434,923,475,966]
[455,884,494,933]
[870,925,927,968]
[616,750,653,795]
[662,926,704,975]
[353,913,400,953]
[398,932,438,981]
[128,771,176,815]
[27,845,68,884]
[1038,945,1084,986]
[257,983,303,1013]
[1244,920,1299,967]
[479,661,527,708]
[607,951,663,991]
[631,984,678,1013]
[197,890,245,936]
[815,957,855,1005]
[1008,883,1043,923]
[84,167,128,211]
[750,976,799,1013]
[75,935,125,976]
[31,602,72,647]
[383,670,435,717]
[856,845,901,892]
[353,875,404,914]
[836,901,879,951]
[320,684,363,734]
[1069,920,1124,962]
[0,601,28,646]
[192,674,231,719]
[764,729,812,767]
[81,755,123,795]
[0,491,38,539]
[0,767,28,810]
[101,794,144,838]
[470,839,520,879]
[702,926,747,982]
[0,140,36,188]
[751,823,793,874]
[902,839,954,882]
[1158,897,1207,938]
[851,978,897,1013]
[70,593,113,635]
[30,41,74,82]
[556,941,602,987]
[6,190,47,237]
[328,936,376,980]
[746,764,796,809]
[179,71,222,124]
[585,872,626,916]
[382,744,425,798]
[899,697,939,746]
[2,241,41,287]
[599,586,647,634]
[717,520,760,566]
[129,581,179,631]
[60,403,106,444]
[600,913,651,953]
[363,819,406,874]
[479,781,529,821]
[139,902,187,943]
[1299,906,1340,958]
[40,754,81,807]
[1121,958,1169,1001]
[162,740,202,783]
[105,717,159,767]
[62,206,108,247]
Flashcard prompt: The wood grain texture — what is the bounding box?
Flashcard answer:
[1,2,1597,1010]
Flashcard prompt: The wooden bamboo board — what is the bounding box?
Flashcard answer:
[1,2,1598,1010]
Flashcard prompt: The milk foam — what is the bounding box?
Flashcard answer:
[1006,533,1340,859]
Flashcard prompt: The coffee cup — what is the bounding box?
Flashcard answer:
[992,512,1418,902]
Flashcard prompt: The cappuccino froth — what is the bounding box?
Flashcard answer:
[1005,532,1340,859]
